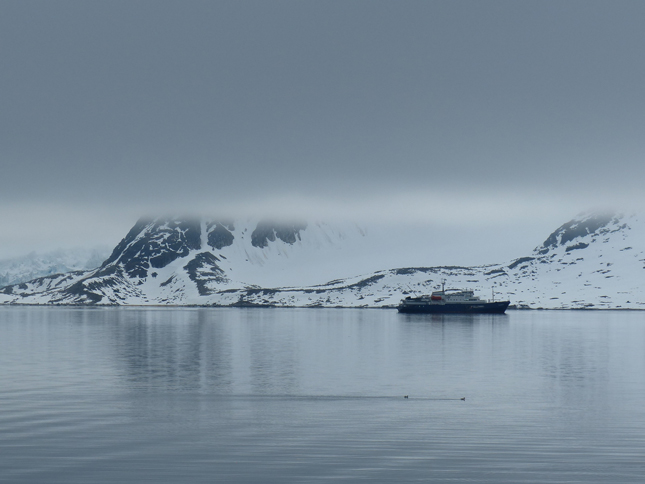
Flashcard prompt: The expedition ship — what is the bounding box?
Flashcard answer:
[397,283,510,314]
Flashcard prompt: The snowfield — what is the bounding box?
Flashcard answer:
[1,212,643,309]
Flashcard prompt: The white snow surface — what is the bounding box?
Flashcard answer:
[211,219,371,287]
[1,212,643,309]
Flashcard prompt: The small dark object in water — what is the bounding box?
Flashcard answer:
[461,397,466,401]
[404,395,408,399]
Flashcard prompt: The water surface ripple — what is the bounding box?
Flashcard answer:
[1,307,644,483]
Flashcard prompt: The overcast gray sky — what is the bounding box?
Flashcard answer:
[1,0,644,261]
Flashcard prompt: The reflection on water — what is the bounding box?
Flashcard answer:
[1,307,645,483]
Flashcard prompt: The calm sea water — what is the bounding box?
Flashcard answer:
[1,307,645,483]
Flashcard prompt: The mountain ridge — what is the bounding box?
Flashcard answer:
[1,212,643,309]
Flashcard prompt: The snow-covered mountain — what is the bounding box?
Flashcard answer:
[0,218,370,305]
[0,247,111,287]
[1,212,643,309]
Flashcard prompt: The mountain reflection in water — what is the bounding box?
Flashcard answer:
[1,307,645,483]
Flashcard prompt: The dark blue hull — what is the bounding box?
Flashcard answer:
[397,301,510,314]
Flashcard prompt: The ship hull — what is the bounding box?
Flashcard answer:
[397,301,510,314]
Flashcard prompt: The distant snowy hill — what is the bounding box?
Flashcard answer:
[1,212,643,309]
[493,212,644,309]
[0,247,111,287]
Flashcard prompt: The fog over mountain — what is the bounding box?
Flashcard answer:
[2,1,645,260]
[2,211,643,309]
[0,247,111,287]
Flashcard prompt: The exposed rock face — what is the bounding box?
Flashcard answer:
[207,222,235,250]
[100,219,202,279]
[183,252,229,296]
[250,221,307,248]
[535,212,623,255]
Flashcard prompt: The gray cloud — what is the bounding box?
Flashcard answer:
[1,0,645,258]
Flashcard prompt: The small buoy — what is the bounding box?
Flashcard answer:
[404,395,408,399]
[461,397,466,401]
